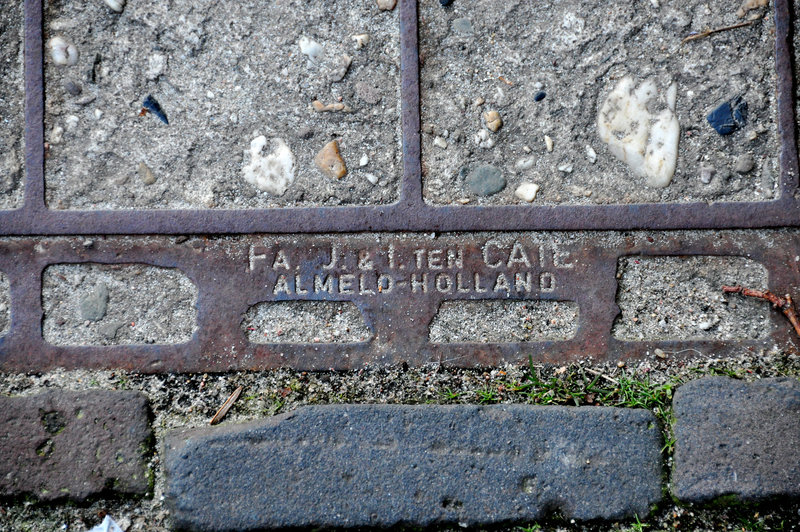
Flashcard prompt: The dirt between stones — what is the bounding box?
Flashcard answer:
[420,0,778,205]
[43,0,401,210]
[0,1,24,210]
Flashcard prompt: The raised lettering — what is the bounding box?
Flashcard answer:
[249,245,267,271]
[514,272,533,293]
[482,240,504,269]
[507,241,532,268]
[411,273,428,293]
[540,272,555,292]
[493,273,511,293]
[272,249,291,270]
[339,274,355,294]
[273,275,291,295]
[314,274,333,294]
[295,274,309,295]
[435,273,453,293]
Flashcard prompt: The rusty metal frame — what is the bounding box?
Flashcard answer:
[1,0,799,372]
[1,232,799,372]
[0,0,797,235]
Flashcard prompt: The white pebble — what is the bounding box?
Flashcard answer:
[359,154,369,167]
[50,126,64,145]
[48,36,79,66]
[597,76,679,188]
[433,136,448,149]
[515,182,540,202]
[473,129,494,149]
[65,115,79,130]
[557,162,573,173]
[544,135,553,152]
[522,145,532,153]
[103,0,125,12]
[93,109,103,120]
[364,173,379,185]
[352,33,370,49]
[242,136,295,196]
[298,36,323,63]
[206,91,215,99]
[514,157,535,171]
[585,145,597,164]
[146,53,166,80]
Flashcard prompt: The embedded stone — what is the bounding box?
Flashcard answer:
[315,140,348,179]
[707,96,747,136]
[0,389,152,501]
[79,283,109,322]
[672,377,800,503]
[463,164,505,196]
[166,405,663,530]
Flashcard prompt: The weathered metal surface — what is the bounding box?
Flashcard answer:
[0,1,798,371]
[1,232,798,372]
[0,0,797,235]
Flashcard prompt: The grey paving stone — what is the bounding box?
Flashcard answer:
[0,389,152,501]
[165,404,662,530]
[672,376,800,503]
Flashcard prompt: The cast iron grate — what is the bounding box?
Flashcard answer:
[0,0,798,371]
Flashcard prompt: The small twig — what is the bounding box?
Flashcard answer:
[722,285,800,337]
[681,21,753,44]
[209,386,243,425]
[583,367,620,386]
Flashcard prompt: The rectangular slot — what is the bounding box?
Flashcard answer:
[242,301,372,344]
[429,300,578,343]
[0,1,24,209]
[42,264,198,345]
[419,1,778,206]
[613,256,772,341]
[44,0,401,210]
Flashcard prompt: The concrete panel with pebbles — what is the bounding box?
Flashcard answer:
[420,0,777,206]
[429,300,578,343]
[0,2,24,209]
[241,301,372,344]
[44,0,401,210]
[165,404,662,530]
[42,263,197,346]
[0,389,152,501]
[612,256,771,341]
[672,377,800,502]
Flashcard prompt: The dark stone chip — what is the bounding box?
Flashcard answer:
[706,95,747,135]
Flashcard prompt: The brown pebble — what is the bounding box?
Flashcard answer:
[315,140,347,179]
[376,0,396,10]
[138,162,156,185]
[483,110,503,133]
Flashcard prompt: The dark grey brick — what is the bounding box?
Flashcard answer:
[672,376,800,503]
[0,389,152,501]
[165,405,662,531]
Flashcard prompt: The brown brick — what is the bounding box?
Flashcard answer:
[0,389,152,501]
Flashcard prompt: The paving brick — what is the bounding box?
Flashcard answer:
[165,404,662,530]
[0,389,152,501]
[672,376,800,503]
